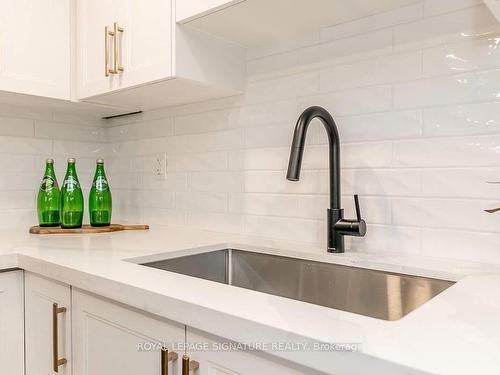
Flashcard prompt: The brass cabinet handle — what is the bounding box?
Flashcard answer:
[104,25,114,76]
[104,22,124,77]
[113,22,124,73]
[182,355,199,375]
[161,347,178,375]
[52,303,67,373]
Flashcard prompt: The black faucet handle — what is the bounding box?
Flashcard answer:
[354,194,362,222]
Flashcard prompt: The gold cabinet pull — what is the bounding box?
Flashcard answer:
[113,22,124,74]
[52,303,67,373]
[104,25,114,76]
[182,355,199,375]
[161,347,178,375]
[105,22,123,77]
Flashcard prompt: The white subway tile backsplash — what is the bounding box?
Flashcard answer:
[229,100,298,128]
[53,140,107,158]
[423,102,500,137]
[245,170,319,194]
[229,193,301,218]
[299,85,392,116]
[108,118,174,141]
[348,224,422,255]
[422,168,500,198]
[168,151,228,172]
[246,50,299,78]
[188,129,244,152]
[0,155,35,172]
[423,0,483,17]
[392,197,500,231]
[35,121,105,142]
[188,171,243,192]
[393,135,500,167]
[393,5,498,52]
[0,117,34,137]
[187,212,242,234]
[342,142,393,168]
[174,110,229,135]
[342,169,422,196]
[320,3,423,42]
[423,36,500,77]
[338,111,423,142]
[140,190,174,209]
[244,72,319,104]
[300,29,393,67]
[0,136,51,155]
[176,192,228,213]
[320,51,422,92]
[245,215,318,243]
[0,190,35,210]
[422,228,500,264]
[395,69,500,109]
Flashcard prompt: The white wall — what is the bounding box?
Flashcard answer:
[105,0,500,264]
[0,104,106,227]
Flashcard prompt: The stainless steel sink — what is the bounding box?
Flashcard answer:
[140,249,454,321]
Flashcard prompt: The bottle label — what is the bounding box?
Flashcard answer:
[63,176,80,192]
[94,176,109,191]
[40,176,55,192]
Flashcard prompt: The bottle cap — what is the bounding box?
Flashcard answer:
[67,158,76,163]
[46,158,54,164]
[96,158,104,164]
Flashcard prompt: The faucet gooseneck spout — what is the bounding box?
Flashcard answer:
[287,106,366,253]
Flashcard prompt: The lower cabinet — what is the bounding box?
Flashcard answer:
[0,270,24,375]
[72,289,185,375]
[25,272,71,375]
[19,273,318,375]
[185,328,317,375]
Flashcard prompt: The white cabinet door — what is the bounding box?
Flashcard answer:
[72,289,184,375]
[186,327,320,375]
[25,272,71,375]
[77,0,172,99]
[0,270,24,375]
[76,0,125,98]
[0,0,70,99]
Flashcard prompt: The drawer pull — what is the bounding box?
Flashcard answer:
[182,355,199,375]
[112,22,124,74]
[52,303,67,373]
[105,22,124,76]
[161,347,178,375]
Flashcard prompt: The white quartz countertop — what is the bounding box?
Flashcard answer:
[1,225,500,375]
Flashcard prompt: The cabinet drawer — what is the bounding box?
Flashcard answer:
[0,270,24,375]
[25,272,71,375]
[72,289,184,375]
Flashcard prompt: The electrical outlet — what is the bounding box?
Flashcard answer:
[154,153,167,180]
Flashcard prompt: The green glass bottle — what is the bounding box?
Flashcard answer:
[89,159,112,226]
[37,159,60,227]
[60,158,84,228]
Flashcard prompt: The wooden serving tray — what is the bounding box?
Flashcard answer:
[29,224,149,234]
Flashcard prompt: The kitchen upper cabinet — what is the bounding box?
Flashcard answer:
[176,0,242,22]
[25,272,71,375]
[77,0,172,99]
[76,0,245,110]
[72,289,185,375]
[0,0,70,99]
[0,270,24,375]
[185,327,320,375]
[180,0,420,47]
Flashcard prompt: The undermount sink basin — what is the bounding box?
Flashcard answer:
[140,249,455,321]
